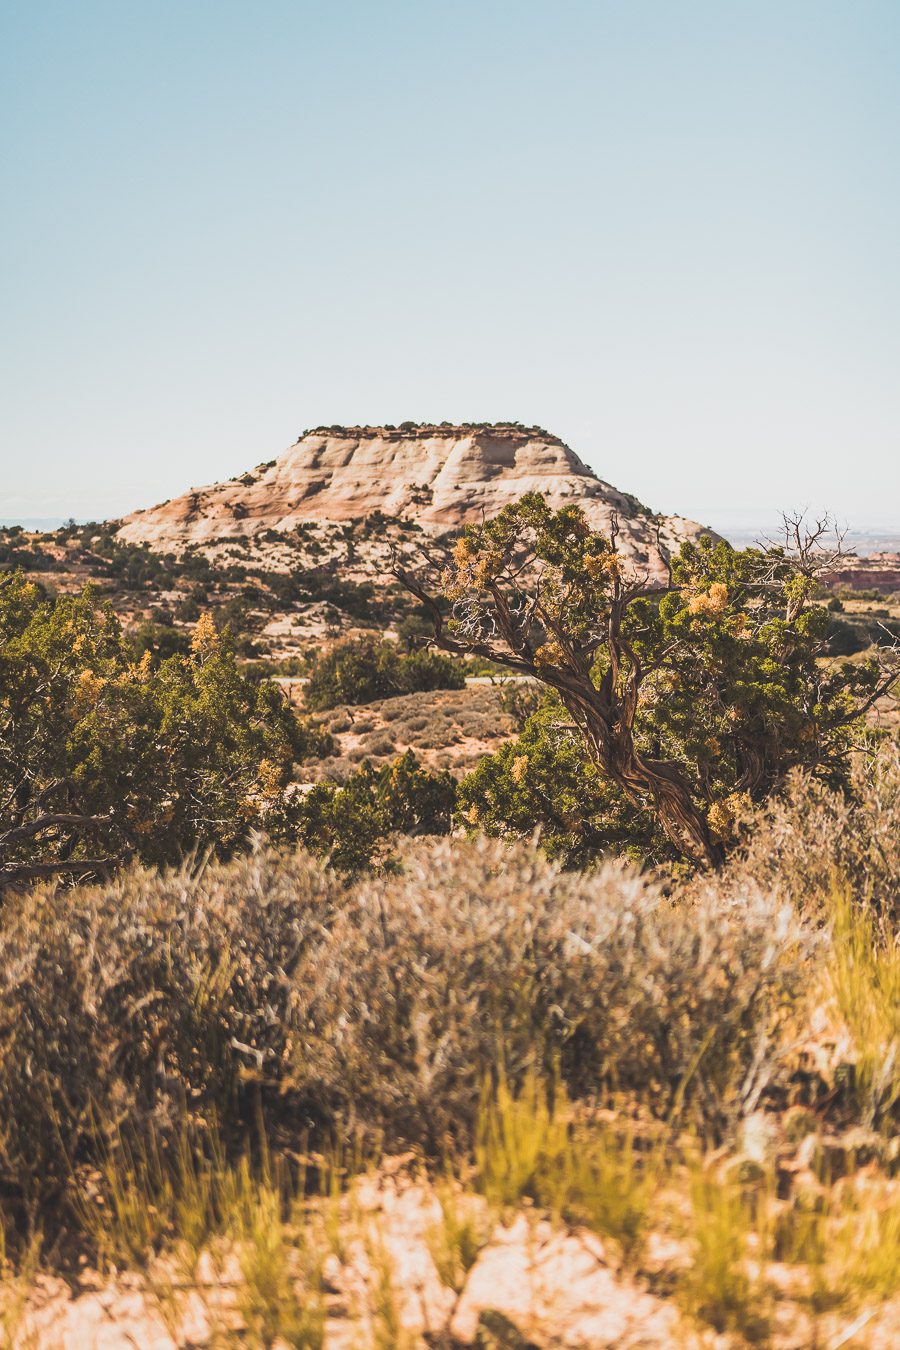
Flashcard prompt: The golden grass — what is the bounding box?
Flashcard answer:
[77,1127,329,1349]
[829,882,900,1121]
[677,1167,774,1343]
[425,1176,489,1294]
[476,1070,662,1267]
[0,1227,40,1350]
[832,1180,900,1307]
[228,1161,326,1350]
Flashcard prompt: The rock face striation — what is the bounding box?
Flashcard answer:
[118,423,713,578]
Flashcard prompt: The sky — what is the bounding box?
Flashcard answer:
[2,0,899,535]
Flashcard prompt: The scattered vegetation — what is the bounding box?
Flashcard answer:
[0,575,327,883]
[310,683,516,781]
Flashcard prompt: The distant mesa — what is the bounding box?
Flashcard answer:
[117,422,716,580]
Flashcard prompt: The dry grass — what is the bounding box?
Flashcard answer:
[0,1229,40,1350]
[829,882,900,1123]
[718,741,900,920]
[76,1127,330,1348]
[0,834,809,1243]
[1,750,900,1343]
[678,1166,774,1342]
[228,1163,327,1350]
[476,1071,661,1266]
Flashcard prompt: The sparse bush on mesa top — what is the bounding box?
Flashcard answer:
[304,634,466,711]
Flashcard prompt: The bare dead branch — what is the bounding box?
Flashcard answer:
[0,813,114,849]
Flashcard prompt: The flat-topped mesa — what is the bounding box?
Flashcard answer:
[117,422,714,579]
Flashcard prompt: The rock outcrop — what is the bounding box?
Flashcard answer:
[118,422,714,579]
[822,552,900,594]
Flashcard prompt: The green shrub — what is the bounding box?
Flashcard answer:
[304,636,465,711]
[399,495,893,869]
[287,751,456,871]
[127,618,192,660]
[458,694,659,868]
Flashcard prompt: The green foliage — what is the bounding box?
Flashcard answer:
[0,574,324,879]
[304,635,466,711]
[654,535,886,802]
[410,496,893,866]
[458,695,659,868]
[127,618,193,660]
[287,751,456,871]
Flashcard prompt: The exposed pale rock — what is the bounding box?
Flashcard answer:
[450,1213,686,1348]
[117,423,714,580]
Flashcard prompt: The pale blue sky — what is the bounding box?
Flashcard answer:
[2,1,899,532]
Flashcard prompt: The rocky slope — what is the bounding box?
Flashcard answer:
[117,423,713,580]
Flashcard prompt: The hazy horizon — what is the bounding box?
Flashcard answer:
[3,2,899,527]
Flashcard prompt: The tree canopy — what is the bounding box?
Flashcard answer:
[397,494,897,868]
[0,574,322,885]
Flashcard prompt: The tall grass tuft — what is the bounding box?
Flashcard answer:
[227,1158,327,1350]
[678,1166,773,1343]
[476,1070,661,1266]
[829,881,900,1122]
[426,1176,489,1294]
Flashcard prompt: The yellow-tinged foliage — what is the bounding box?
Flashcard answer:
[688,581,729,616]
[707,791,752,843]
[190,609,220,656]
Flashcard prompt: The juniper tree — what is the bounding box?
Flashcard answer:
[0,575,320,885]
[396,495,896,869]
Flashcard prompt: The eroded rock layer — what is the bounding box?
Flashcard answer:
[118,423,713,578]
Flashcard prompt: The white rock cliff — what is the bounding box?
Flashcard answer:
[118,423,713,579]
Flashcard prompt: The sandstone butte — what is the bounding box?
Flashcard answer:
[117,422,715,581]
